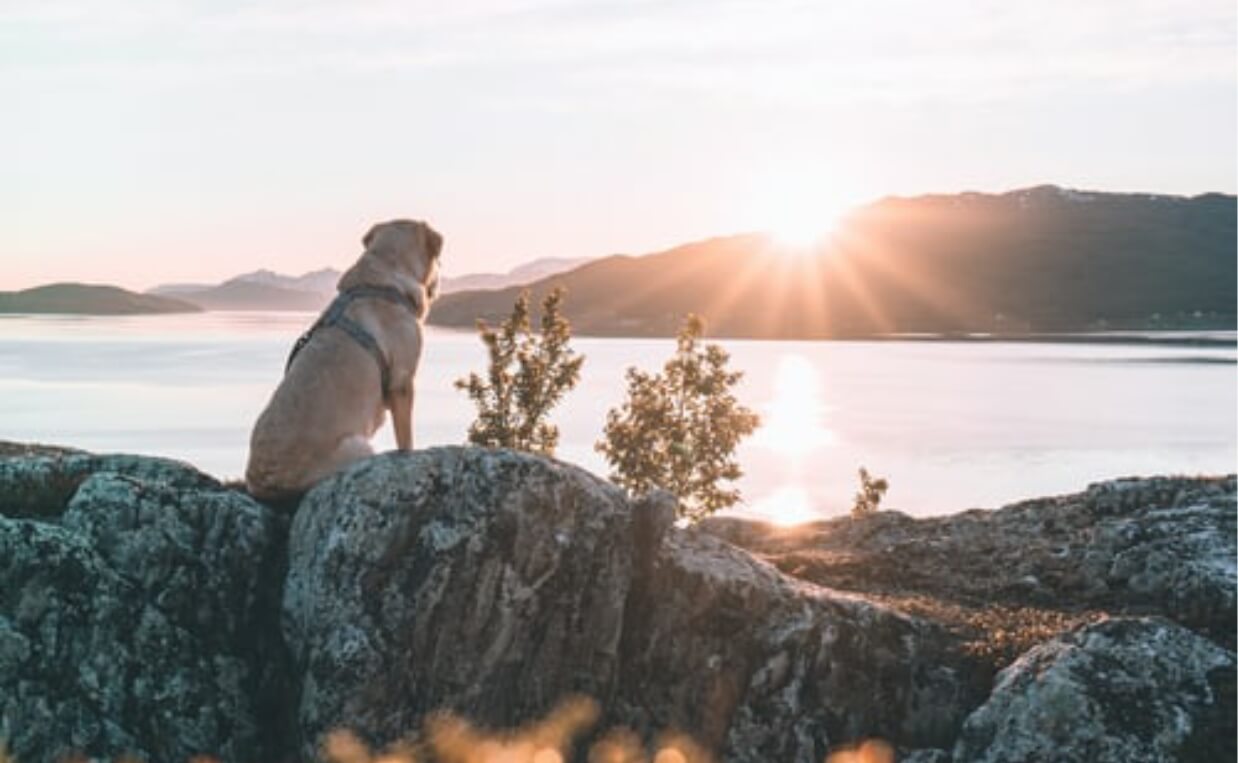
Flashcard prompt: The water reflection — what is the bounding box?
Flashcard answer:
[4,315,1234,517]
[748,354,835,525]
[751,354,835,458]
[749,485,821,526]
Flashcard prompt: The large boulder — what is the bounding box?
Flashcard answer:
[953,617,1236,763]
[613,530,984,760]
[0,451,290,763]
[284,447,985,761]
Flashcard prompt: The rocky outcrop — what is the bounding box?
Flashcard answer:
[0,449,221,519]
[284,448,984,761]
[0,450,290,763]
[282,447,644,753]
[703,476,1237,654]
[953,618,1235,763]
[1,442,1234,762]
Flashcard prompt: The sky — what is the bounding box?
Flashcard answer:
[3,0,1235,290]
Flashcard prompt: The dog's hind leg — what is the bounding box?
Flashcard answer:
[304,435,374,486]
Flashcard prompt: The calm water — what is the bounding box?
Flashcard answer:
[1,312,1234,520]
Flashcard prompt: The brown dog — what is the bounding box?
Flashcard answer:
[245,219,442,501]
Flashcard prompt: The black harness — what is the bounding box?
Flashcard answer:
[285,285,421,398]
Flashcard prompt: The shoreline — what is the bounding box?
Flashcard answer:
[3,310,1236,348]
[4,438,1235,524]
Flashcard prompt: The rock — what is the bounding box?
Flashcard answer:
[283,447,640,756]
[284,447,985,761]
[614,529,984,761]
[0,451,290,763]
[702,476,1237,649]
[2,442,1234,762]
[0,446,219,519]
[953,617,1236,763]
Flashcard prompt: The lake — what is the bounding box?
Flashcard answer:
[1,312,1234,521]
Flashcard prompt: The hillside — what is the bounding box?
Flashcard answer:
[429,186,1237,338]
[169,279,333,311]
[147,258,590,311]
[150,268,341,301]
[0,283,201,315]
[441,256,593,293]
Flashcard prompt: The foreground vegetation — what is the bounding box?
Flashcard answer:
[459,294,760,519]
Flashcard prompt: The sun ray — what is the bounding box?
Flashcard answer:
[697,236,782,334]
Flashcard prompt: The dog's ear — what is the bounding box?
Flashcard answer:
[362,224,380,250]
[423,224,443,260]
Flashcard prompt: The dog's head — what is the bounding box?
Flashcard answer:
[361,219,443,303]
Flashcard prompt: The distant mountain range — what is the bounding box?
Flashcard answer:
[150,275,334,311]
[441,257,592,293]
[429,186,1237,338]
[7,186,1234,328]
[0,284,201,315]
[145,257,592,311]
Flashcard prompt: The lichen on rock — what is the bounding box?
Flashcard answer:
[953,617,1236,763]
[285,447,984,762]
[0,448,290,763]
[0,441,1234,762]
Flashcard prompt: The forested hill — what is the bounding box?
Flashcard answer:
[0,283,201,315]
[429,186,1236,338]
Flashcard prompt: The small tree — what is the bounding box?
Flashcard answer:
[597,315,759,521]
[851,467,889,518]
[456,288,583,456]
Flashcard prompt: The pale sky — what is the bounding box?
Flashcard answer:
[3,0,1235,290]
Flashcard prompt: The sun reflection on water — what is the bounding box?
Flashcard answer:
[751,354,835,458]
[749,486,821,527]
[747,354,836,525]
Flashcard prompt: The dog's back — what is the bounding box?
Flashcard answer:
[244,219,439,502]
[246,327,385,500]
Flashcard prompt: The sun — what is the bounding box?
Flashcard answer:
[753,191,853,250]
[770,216,832,248]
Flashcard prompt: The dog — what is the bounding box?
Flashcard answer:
[245,219,442,501]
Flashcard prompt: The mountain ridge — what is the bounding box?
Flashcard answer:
[0,283,202,315]
[145,256,592,311]
[429,185,1237,337]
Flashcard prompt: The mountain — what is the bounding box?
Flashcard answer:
[429,186,1237,337]
[166,279,335,311]
[0,283,202,315]
[226,268,342,295]
[148,269,341,311]
[440,256,593,293]
[145,257,591,311]
[147,281,217,296]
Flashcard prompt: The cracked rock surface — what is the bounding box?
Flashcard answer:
[1,441,1233,762]
[953,617,1235,763]
[285,448,983,761]
[0,450,290,763]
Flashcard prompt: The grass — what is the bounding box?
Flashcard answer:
[858,591,1105,668]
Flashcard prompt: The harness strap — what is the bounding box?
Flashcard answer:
[285,286,421,399]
